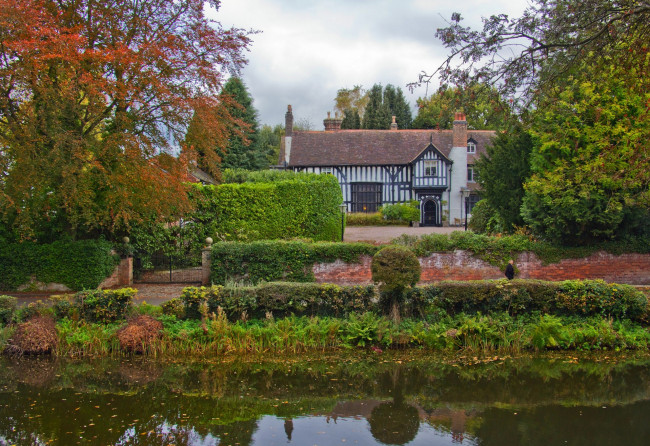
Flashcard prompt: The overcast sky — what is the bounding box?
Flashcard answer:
[212,0,529,128]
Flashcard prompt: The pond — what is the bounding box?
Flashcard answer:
[2,352,650,445]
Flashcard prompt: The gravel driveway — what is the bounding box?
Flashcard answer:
[344,225,462,244]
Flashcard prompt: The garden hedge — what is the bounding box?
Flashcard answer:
[178,279,648,323]
[0,239,119,291]
[210,240,378,285]
[180,282,377,320]
[189,172,343,242]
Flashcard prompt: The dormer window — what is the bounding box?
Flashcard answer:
[424,160,437,177]
[467,141,476,153]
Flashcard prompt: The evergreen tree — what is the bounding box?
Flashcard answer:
[474,125,532,232]
[362,84,391,129]
[341,109,361,129]
[390,86,412,129]
[218,77,267,170]
[361,84,412,130]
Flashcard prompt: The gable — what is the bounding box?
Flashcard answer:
[410,143,452,165]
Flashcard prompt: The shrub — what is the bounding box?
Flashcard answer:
[0,295,17,325]
[74,288,136,323]
[371,246,421,321]
[0,239,118,291]
[161,298,185,319]
[371,246,421,293]
[380,201,420,223]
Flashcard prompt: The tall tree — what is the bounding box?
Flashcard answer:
[521,46,650,245]
[334,85,368,118]
[0,0,251,241]
[413,0,650,110]
[257,124,284,166]
[341,109,361,129]
[383,85,412,129]
[412,83,510,130]
[215,77,268,170]
[475,125,533,232]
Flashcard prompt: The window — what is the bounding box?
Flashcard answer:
[467,141,476,153]
[467,194,481,213]
[350,183,382,213]
[320,167,333,175]
[423,160,437,177]
[467,166,477,182]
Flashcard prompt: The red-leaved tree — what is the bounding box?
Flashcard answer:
[0,0,252,241]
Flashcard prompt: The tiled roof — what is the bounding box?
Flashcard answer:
[286,129,496,166]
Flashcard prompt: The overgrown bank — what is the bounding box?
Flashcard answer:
[2,280,649,357]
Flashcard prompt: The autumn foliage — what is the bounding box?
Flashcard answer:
[0,0,252,241]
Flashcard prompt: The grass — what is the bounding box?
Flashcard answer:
[3,309,649,358]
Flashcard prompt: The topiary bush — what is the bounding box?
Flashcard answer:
[371,245,421,321]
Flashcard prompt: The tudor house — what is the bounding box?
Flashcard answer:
[278,105,496,226]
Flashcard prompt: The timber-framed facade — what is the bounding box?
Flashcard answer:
[279,107,495,226]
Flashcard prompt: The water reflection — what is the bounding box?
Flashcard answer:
[1,353,650,445]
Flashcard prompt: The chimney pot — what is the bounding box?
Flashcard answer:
[390,115,398,130]
[285,105,294,137]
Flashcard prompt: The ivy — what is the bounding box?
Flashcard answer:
[0,239,119,291]
[210,240,379,285]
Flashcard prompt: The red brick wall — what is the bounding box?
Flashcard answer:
[312,251,650,285]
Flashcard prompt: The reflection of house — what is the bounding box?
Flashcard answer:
[279,106,495,226]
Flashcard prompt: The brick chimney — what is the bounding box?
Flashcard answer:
[324,111,343,131]
[390,115,398,130]
[285,105,293,137]
[452,112,467,147]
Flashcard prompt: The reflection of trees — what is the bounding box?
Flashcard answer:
[3,355,650,445]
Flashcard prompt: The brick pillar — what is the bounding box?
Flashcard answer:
[202,237,214,286]
[118,257,133,286]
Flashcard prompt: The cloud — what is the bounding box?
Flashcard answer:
[213,0,528,126]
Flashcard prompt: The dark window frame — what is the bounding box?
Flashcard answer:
[350,182,382,213]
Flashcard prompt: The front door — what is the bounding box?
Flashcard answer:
[423,199,437,226]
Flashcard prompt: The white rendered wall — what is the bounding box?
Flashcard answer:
[448,146,467,224]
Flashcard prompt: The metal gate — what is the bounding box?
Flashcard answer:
[134,248,202,284]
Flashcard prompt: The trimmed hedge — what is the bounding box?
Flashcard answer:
[412,279,648,322]
[180,282,377,320]
[189,172,343,242]
[0,239,119,291]
[179,279,648,323]
[210,240,379,285]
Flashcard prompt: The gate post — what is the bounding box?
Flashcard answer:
[202,237,213,286]
[119,236,133,286]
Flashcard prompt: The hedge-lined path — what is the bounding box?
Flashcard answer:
[344,225,459,243]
